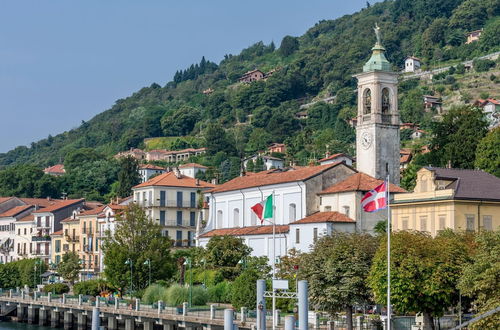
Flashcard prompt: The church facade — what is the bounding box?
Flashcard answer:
[197,28,404,259]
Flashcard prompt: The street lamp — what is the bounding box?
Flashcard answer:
[183,258,192,307]
[144,259,151,287]
[79,259,86,281]
[200,258,207,288]
[125,258,133,296]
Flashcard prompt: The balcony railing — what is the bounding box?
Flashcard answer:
[142,200,197,208]
[32,236,51,242]
[32,250,50,257]
[65,235,80,242]
[172,239,195,248]
[158,219,196,227]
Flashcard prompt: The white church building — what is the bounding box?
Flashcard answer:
[197,28,405,260]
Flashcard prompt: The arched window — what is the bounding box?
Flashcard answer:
[217,210,223,229]
[289,204,297,222]
[233,208,240,228]
[363,88,372,114]
[382,88,390,113]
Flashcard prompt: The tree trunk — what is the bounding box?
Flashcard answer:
[345,305,353,330]
[423,312,435,330]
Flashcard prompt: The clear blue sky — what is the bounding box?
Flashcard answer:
[0,0,377,153]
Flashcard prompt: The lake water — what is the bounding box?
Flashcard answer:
[0,323,54,330]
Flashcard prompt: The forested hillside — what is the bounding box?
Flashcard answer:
[1,0,499,177]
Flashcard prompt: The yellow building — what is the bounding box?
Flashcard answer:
[79,206,105,279]
[50,213,82,266]
[392,167,500,236]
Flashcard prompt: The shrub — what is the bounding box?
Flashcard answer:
[191,286,209,306]
[42,283,70,294]
[230,269,260,309]
[190,269,224,287]
[165,284,188,306]
[207,281,232,303]
[73,279,112,296]
[473,58,495,72]
[142,284,168,304]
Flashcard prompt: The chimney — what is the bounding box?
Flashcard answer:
[211,178,218,185]
[46,196,51,201]
[195,179,200,186]
[325,151,331,158]
[174,167,181,179]
[447,160,452,168]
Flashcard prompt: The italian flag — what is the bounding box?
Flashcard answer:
[251,195,273,223]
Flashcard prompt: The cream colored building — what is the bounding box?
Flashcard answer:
[50,212,82,267]
[133,169,214,247]
[392,167,500,236]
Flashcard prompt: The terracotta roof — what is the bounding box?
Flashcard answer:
[44,164,65,174]
[51,230,63,236]
[318,153,352,162]
[0,205,33,218]
[199,225,289,238]
[319,173,406,195]
[400,154,412,163]
[32,199,84,214]
[290,211,355,224]
[18,198,64,208]
[18,214,34,222]
[0,197,14,204]
[424,167,500,201]
[61,216,79,223]
[405,56,421,62]
[140,164,165,170]
[134,172,214,189]
[179,163,208,169]
[210,163,343,193]
[79,205,106,216]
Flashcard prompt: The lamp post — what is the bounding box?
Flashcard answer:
[35,259,43,286]
[125,258,133,296]
[79,259,86,281]
[144,259,151,287]
[200,258,207,288]
[184,258,192,307]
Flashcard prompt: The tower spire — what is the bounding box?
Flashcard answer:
[363,23,392,72]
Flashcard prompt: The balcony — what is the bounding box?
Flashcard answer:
[32,250,50,257]
[158,219,196,228]
[172,239,195,248]
[32,236,51,242]
[65,235,80,242]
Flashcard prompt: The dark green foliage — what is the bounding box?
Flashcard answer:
[64,148,101,172]
[400,89,424,124]
[116,157,141,198]
[279,36,299,57]
[73,279,112,296]
[204,236,252,269]
[429,105,488,168]
[161,106,202,136]
[173,57,218,84]
[56,251,81,285]
[230,269,260,309]
[207,281,232,303]
[0,259,47,289]
[42,283,70,294]
[475,127,500,177]
[0,165,58,198]
[473,58,496,72]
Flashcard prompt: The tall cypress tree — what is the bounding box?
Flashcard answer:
[116,157,141,198]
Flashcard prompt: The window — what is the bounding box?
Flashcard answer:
[18,229,20,235]
[89,222,92,234]
[289,204,297,222]
[142,191,146,205]
[382,88,390,113]
[188,231,193,247]
[160,191,166,207]
[148,191,152,206]
[466,215,475,232]
[217,210,223,228]
[295,228,300,244]
[343,206,350,218]
[402,217,409,230]
[190,212,196,227]
[82,222,86,234]
[439,215,446,231]
[233,209,239,227]
[420,216,427,232]
[24,228,26,235]
[17,243,20,253]
[190,192,196,208]
[55,240,61,253]
[159,211,166,226]
[56,255,61,264]
[37,217,42,227]
[45,216,50,227]
[482,215,492,231]
[176,231,182,247]
[177,192,183,207]
[363,88,372,114]
[313,228,318,242]
[95,238,99,252]
[177,211,183,226]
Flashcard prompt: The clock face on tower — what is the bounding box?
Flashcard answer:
[361,131,373,149]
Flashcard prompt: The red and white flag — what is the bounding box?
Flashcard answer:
[361,181,387,212]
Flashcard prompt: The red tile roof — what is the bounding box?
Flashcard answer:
[134,172,214,189]
[79,205,106,216]
[400,154,412,163]
[210,163,343,193]
[0,197,14,204]
[61,216,79,223]
[43,164,65,174]
[319,173,406,194]
[179,163,208,169]
[290,211,355,224]
[140,164,165,170]
[18,214,34,222]
[18,198,64,208]
[0,205,33,218]
[318,153,352,162]
[51,230,63,236]
[32,199,84,214]
[199,225,289,238]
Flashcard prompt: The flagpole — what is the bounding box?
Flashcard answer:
[386,174,391,330]
[272,190,276,330]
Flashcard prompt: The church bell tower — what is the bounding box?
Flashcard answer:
[354,24,400,184]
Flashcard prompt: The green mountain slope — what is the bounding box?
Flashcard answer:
[1,0,499,168]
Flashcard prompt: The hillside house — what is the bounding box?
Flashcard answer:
[179,163,208,179]
[268,143,286,154]
[43,164,65,176]
[404,56,421,73]
[239,69,264,83]
[423,95,443,113]
[244,155,284,171]
[474,98,500,128]
[318,153,354,166]
[466,29,482,44]
[114,148,146,160]
[139,164,166,182]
